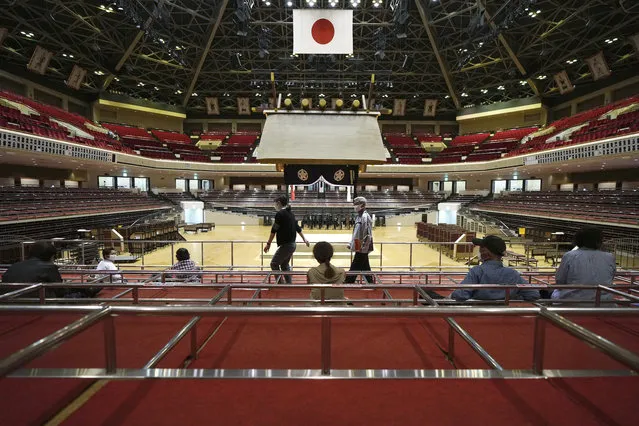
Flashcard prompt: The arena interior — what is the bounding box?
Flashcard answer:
[1,0,639,424]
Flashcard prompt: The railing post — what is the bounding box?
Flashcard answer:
[227,287,232,305]
[103,314,117,374]
[505,288,511,306]
[39,286,46,305]
[379,242,383,270]
[409,243,413,269]
[412,288,418,306]
[201,242,204,268]
[132,287,139,305]
[230,242,234,268]
[190,322,198,360]
[532,316,546,375]
[595,286,602,307]
[260,242,264,271]
[438,244,443,283]
[321,317,331,375]
[321,288,325,304]
[20,242,25,261]
[448,323,455,362]
[170,243,175,266]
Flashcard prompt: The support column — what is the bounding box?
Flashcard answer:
[604,90,613,105]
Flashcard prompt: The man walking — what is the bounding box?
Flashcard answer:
[345,196,374,284]
[264,195,310,284]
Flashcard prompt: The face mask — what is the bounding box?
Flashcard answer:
[274,205,279,211]
[353,205,360,212]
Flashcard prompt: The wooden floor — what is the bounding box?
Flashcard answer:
[126,225,555,271]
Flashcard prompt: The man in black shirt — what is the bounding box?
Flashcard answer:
[264,195,310,284]
[2,241,65,298]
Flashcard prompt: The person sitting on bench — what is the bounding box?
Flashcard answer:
[451,235,539,302]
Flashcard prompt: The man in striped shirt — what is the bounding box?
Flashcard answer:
[345,196,374,284]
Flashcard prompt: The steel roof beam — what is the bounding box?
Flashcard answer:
[416,0,461,109]
[182,0,229,107]
[478,0,540,97]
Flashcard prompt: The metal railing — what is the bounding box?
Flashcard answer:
[0,299,638,380]
[4,238,581,271]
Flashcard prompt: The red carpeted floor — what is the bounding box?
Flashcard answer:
[59,377,639,426]
[1,298,638,425]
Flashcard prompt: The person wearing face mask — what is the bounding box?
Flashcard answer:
[96,248,123,283]
[264,195,310,284]
[345,196,374,284]
[450,235,539,302]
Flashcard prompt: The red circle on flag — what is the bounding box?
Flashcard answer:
[311,19,335,45]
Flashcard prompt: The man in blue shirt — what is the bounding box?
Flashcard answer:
[552,227,616,303]
[451,235,540,302]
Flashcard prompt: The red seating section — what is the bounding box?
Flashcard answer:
[151,130,191,144]
[2,88,637,165]
[212,132,259,163]
[450,133,490,146]
[383,133,431,164]
[415,134,443,143]
[102,123,152,140]
[507,96,639,157]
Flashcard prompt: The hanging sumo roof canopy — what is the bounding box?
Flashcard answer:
[255,111,387,165]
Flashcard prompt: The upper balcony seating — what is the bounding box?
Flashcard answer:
[226,134,259,145]
[199,131,229,141]
[506,96,639,157]
[102,123,154,140]
[470,190,639,225]
[384,133,417,147]
[431,155,463,164]
[414,133,443,143]
[180,153,212,162]
[450,133,490,146]
[490,127,538,142]
[151,130,191,144]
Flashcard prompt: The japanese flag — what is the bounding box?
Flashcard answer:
[293,9,353,54]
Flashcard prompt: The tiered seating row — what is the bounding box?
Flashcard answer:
[0,187,171,222]
[471,191,639,225]
[199,189,445,208]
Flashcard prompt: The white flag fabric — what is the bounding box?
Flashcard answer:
[293,9,353,54]
[585,51,610,81]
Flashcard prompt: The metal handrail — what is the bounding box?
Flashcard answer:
[0,304,638,380]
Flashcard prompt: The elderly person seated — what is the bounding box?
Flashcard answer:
[451,235,539,302]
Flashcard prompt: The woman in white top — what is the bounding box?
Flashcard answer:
[96,248,122,282]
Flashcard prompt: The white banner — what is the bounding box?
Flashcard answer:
[237,97,251,115]
[27,45,54,75]
[393,99,407,116]
[553,70,574,95]
[205,97,219,115]
[67,65,87,90]
[423,99,438,117]
[585,51,610,81]
[293,9,353,54]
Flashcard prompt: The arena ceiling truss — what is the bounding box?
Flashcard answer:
[0,0,637,117]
